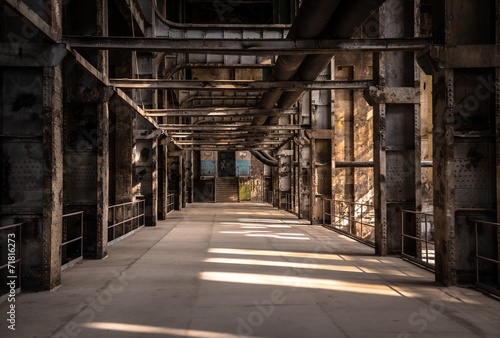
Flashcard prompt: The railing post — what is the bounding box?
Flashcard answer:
[322,197,325,225]
[475,221,479,283]
[80,212,83,261]
[330,200,334,227]
[401,210,405,257]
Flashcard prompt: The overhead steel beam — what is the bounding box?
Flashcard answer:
[160,125,301,131]
[164,63,274,79]
[146,107,297,117]
[63,37,432,55]
[110,79,373,91]
[334,161,433,168]
[179,146,279,151]
[180,95,260,108]
[169,132,295,139]
[174,140,284,145]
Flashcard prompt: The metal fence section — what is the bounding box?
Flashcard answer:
[0,223,22,302]
[282,193,297,214]
[400,210,435,270]
[61,211,84,270]
[108,200,146,245]
[470,219,500,297]
[321,198,375,246]
[167,193,175,214]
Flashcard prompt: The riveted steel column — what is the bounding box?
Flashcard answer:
[373,0,421,256]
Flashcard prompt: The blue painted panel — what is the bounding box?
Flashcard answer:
[236,160,251,177]
[201,160,216,176]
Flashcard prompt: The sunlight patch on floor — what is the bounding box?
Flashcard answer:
[209,248,344,261]
[200,271,399,296]
[80,322,247,338]
[204,257,364,273]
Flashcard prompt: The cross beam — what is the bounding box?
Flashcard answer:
[110,79,373,91]
[146,107,297,117]
[160,125,301,131]
[63,37,431,55]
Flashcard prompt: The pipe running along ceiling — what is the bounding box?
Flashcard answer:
[252,0,387,166]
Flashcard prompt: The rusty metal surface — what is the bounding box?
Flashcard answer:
[63,36,431,54]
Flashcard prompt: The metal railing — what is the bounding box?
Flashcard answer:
[282,193,297,214]
[167,193,175,214]
[0,223,22,302]
[400,210,435,270]
[321,198,375,246]
[470,219,500,297]
[61,211,84,270]
[108,200,146,245]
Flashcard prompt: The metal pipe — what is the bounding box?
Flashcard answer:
[251,150,278,167]
[254,0,343,164]
[278,0,388,108]
[255,0,389,163]
[258,0,343,110]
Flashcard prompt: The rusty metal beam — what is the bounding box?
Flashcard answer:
[334,161,432,168]
[146,107,297,117]
[418,45,500,72]
[180,95,260,108]
[160,125,301,131]
[110,79,373,91]
[364,86,421,105]
[115,88,159,129]
[174,140,284,145]
[164,63,274,79]
[63,36,431,54]
[179,145,279,151]
[170,132,295,139]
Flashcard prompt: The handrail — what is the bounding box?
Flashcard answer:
[400,209,434,270]
[469,219,500,297]
[321,197,375,246]
[282,192,297,214]
[61,211,84,270]
[0,223,23,300]
[108,200,146,245]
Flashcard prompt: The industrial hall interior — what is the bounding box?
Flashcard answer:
[1,0,500,337]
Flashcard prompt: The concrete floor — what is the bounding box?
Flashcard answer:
[2,203,500,338]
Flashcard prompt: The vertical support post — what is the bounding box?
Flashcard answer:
[114,101,133,204]
[373,0,421,256]
[374,101,388,255]
[151,138,158,224]
[97,0,108,82]
[158,141,168,219]
[96,88,109,258]
[298,142,310,220]
[496,0,500,283]
[42,65,63,290]
[433,68,456,285]
[309,137,315,223]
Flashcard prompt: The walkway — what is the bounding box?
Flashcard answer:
[1,203,500,338]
